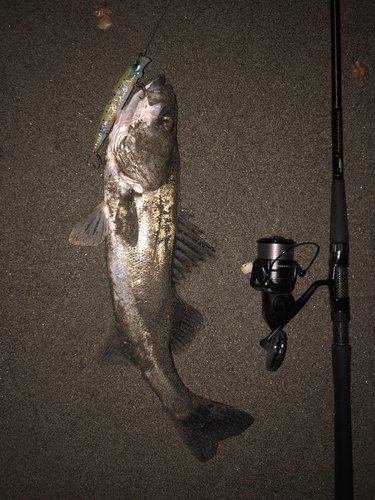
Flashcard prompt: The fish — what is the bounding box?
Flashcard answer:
[69,76,254,461]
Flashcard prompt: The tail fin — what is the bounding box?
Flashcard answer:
[173,399,253,462]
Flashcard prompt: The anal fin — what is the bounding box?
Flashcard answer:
[101,337,133,365]
[172,214,215,282]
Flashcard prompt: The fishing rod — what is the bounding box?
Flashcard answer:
[329,0,353,497]
[243,0,353,496]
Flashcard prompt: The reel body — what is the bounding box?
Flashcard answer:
[250,236,327,371]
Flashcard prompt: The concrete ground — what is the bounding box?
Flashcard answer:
[1,0,374,498]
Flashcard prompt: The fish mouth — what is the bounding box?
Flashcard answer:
[131,75,168,127]
[146,75,165,93]
[108,76,167,152]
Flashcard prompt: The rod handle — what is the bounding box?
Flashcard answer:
[332,344,353,499]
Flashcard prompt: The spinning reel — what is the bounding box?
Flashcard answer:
[249,236,330,371]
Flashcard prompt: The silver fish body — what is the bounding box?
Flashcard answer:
[70,76,253,461]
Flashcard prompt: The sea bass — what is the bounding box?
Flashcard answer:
[69,76,253,461]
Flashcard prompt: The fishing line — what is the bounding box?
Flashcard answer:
[141,0,174,57]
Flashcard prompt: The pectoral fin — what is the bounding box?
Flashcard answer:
[115,190,138,246]
[69,202,108,246]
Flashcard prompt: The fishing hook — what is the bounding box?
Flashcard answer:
[135,82,147,99]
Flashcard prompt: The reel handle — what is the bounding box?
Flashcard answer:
[260,330,287,372]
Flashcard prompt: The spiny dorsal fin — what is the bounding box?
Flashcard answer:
[172,215,215,282]
[170,296,204,354]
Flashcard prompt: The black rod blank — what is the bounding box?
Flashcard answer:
[329,0,353,498]
[331,0,344,180]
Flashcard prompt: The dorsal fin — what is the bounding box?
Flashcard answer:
[172,215,214,282]
[170,296,204,354]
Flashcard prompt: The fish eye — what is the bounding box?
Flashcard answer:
[162,116,173,132]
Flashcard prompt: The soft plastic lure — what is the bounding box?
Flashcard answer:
[93,56,151,153]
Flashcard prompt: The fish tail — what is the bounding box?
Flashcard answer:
[173,398,254,462]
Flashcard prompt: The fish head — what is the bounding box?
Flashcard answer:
[108,76,178,192]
